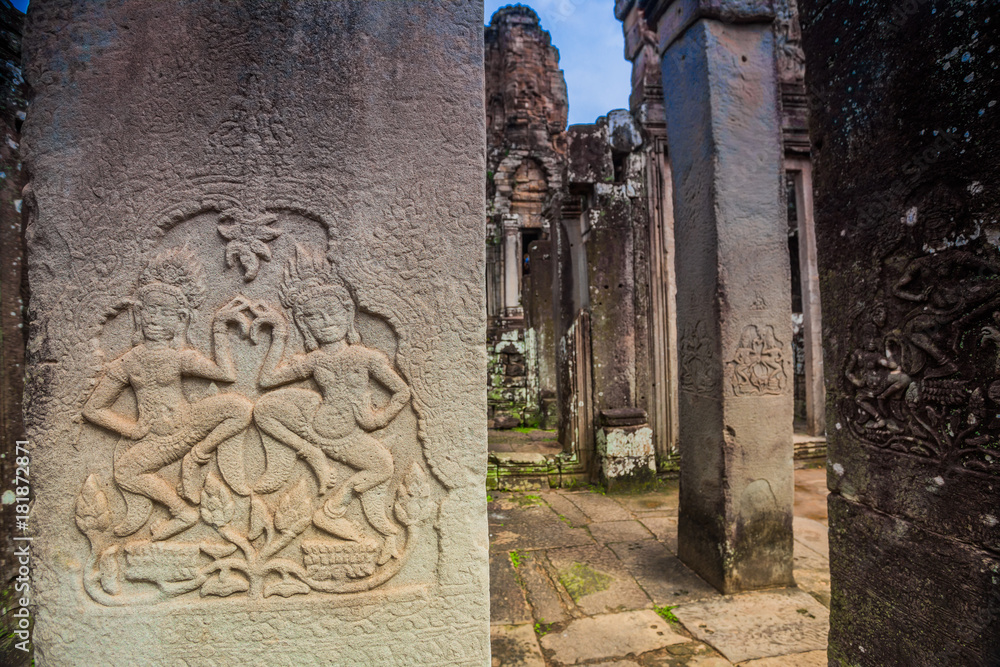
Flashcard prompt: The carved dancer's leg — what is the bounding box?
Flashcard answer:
[254,389,332,493]
[180,394,254,502]
[331,435,400,564]
[115,439,199,540]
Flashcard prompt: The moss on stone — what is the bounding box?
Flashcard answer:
[558,562,613,601]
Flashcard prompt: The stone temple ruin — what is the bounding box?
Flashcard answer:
[485,2,825,499]
[1,0,998,664]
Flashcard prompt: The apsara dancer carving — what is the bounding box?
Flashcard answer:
[82,248,253,540]
[253,246,411,565]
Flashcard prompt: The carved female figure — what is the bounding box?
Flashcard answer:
[82,249,253,540]
[252,247,411,565]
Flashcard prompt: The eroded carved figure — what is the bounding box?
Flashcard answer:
[82,248,254,541]
[75,242,432,605]
[728,324,789,396]
[842,246,1000,475]
[253,246,411,566]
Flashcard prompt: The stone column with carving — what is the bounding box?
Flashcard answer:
[22,1,488,663]
[800,0,1000,663]
[645,0,795,593]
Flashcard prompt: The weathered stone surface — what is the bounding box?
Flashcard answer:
[23,1,487,663]
[0,0,27,624]
[558,490,631,522]
[491,624,547,667]
[672,589,828,663]
[827,495,1000,665]
[608,540,719,605]
[640,515,679,553]
[791,539,830,608]
[517,550,572,624]
[799,0,1000,663]
[490,493,595,552]
[542,491,591,527]
[641,643,733,667]
[491,551,533,625]
[588,520,655,544]
[792,516,827,560]
[739,651,825,667]
[539,609,687,664]
[546,544,651,614]
[659,10,794,593]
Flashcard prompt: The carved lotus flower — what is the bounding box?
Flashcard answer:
[274,478,312,534]
[200,472,236,527]
[75,474,112,534]
[217,210,283,281]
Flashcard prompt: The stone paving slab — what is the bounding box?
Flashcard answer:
[792,540,831,608]
[608,541,720,605]
[640,642,734,666]
[671,588,829,663]
[590,520,656,543]
[491,624,547,667]
[793,469,828,524]
[544,492,592,527]
[491,551,533,625]
[639,515,679,553]
[737,650,826,666]
[539,610,687,664]
[518,551,573,624]
[490,494,596,552]
[614,486,680,516]
[547,544,653,614]
[558,490,632,522]
[793,516,829,559]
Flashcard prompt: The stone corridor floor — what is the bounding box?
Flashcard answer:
[489,468,830,666]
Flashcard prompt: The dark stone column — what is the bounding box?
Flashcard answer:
[650,0,795,593]
[800,0,1000,663]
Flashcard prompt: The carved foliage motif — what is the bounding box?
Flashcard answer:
[842,246,1000,476]
[76,240,434,605]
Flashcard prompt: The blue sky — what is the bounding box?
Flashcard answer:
[11,1,631,126]
[485,0,632,125]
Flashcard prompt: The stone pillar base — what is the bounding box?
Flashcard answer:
[597,409,656,491]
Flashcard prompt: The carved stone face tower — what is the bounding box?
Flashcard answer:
[485,4,567,429]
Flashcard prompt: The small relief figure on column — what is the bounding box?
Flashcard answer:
[845,323,910,432]
[252,246,411,566]
[82,248,253,540]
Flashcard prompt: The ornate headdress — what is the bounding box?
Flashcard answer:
[279,244,359,348]
[137,246,207,311]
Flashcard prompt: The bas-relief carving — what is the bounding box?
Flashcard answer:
[842,243,1000,476]
[679,321,715,396]
[727,324,789,397]
[76,238,434,604]
[774,0,806,84]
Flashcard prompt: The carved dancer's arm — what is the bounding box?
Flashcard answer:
[360,352,411,430]
[253,302,311,388]
[182,297,251,383]
[82,368,148,439]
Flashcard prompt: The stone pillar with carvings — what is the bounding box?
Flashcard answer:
[22,1,488,663]
[643,0,795,593]
[800,0,1000,663]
